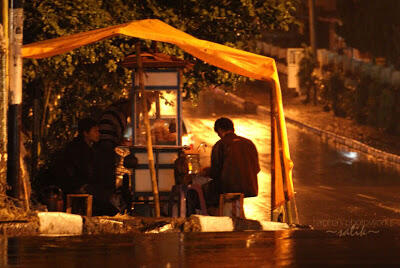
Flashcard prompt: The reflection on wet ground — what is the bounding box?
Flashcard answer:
[288,124,400,228]
[3,230,400,267]
[288,124,400,187]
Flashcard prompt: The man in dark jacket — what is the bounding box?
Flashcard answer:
[203,117,260,206]
[54,118,100,195]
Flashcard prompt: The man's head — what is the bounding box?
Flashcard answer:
[78,118,100,145]
[214,117,234,138]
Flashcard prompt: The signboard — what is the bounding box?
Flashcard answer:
[134,71,179,89]
[287,48,304,93]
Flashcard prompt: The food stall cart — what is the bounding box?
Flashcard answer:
[23,19,298,223]
[120,52,190,215]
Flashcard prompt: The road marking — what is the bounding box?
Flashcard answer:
[356,193,377,200]
[376,203,400,214]
[361,198,400,214]
[318,185,335,190]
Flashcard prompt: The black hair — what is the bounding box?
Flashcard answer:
[78,118,98,136]
[214,117,234,132]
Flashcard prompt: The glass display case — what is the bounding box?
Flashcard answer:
[134,88,180,146]
[128,69,183,199]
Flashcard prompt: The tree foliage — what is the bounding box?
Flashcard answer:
[337,0,400,68]
[23,0,299,165]
[297,46,319,104]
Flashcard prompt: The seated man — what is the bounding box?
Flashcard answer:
[43,118,99,211]
[201,117,260,214]
[54,117,100,195]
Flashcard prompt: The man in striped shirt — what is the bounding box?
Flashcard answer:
[94,98,132,215]
[98,99,130,146]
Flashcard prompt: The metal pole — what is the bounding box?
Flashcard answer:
[274,80,299,225]
[270,76,299,224]
[135,42,161,217]
[7,0,23,199]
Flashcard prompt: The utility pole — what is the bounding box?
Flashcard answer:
[308,0,317,56]
[1,0,9,190]
[7,0,23,199]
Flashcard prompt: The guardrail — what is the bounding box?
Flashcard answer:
[255,41,400,87]
[317,49,400,86]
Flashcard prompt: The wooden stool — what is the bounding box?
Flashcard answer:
[219,193,245,218]
[66,194,93,217]
[168,184,208,218]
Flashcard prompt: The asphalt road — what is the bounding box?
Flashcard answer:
[183,97,400,229]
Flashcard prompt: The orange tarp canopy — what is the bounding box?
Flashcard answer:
[23,19,276,81]
[22,19,294,215]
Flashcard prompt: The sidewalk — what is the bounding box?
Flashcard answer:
[217,81,400,168]
[0,212,292,236]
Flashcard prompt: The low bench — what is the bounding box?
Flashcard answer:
[66,194,93,217]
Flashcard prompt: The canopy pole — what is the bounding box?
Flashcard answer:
[270,79,299,224]
[135,42,161,217]
[270,84,276,221]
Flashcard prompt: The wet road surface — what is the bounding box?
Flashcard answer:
[290,126,400,228]
[4,230,400,267]
[183,96,400,229]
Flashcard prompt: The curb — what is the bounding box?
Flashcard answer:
[38,212,83,235]
[212,87,400,168]
[0,220,40,236]
[2,212,291,236]
[184,215,290,232]
[282,117,400,167]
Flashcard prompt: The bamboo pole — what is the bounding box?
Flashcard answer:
[135,42,160,217]
[31,83,40,179]
[40,80,51,140]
